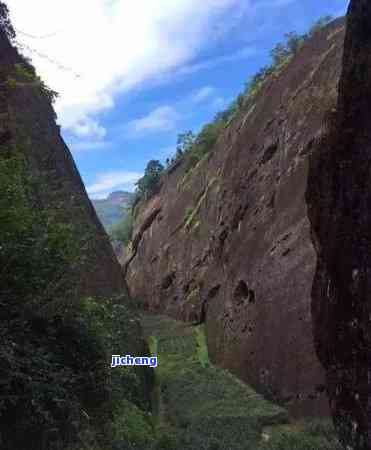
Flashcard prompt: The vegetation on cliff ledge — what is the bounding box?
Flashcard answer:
[115,16,334,251]
[163,15,334,176]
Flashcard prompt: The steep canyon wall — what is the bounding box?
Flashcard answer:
[126,18,346,417]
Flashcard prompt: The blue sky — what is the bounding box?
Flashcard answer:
[9,0,348,198]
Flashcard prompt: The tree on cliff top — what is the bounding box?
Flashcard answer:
[136,159,164,199]
[0,1,15,40]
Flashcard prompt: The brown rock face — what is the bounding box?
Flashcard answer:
[0,23,126,299]
[126,19,346,416]
[306,1,371,448]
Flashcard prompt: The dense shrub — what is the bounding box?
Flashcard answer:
[0,151,153,450]
[5,62,59,103]
[0,151,77,305]
[133,160,165,209]
[0,1,15,40]
[136,160,164,198]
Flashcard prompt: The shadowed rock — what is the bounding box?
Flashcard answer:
[306,0,371,447]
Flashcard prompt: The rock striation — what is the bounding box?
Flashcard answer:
[126,18,347,417]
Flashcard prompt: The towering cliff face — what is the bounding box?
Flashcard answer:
[0,23,126,300]
[306,1,371,448]
[126,18,346,417]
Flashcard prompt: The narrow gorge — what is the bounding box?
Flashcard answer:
[1,0,371,449]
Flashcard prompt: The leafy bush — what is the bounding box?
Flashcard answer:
[0,150,153,450]
[0,1,15,39]
[136,160,164,198]
[0,291,153,450]
[179,120,225,175]
[0,151,77,305]
[134,160,164,208]
[6,62,59,103]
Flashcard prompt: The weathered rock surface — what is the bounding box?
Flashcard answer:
[306,1,371,447]
[0,24,126,300]
[126,19,346,417]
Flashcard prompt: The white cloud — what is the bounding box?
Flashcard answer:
[70,140,112,152]
[190,86,216,104]
[127,106,179,134]
[87,170,143,198]
[8,0,244,138]
[176,46,257,77]
[211,96,227,110]
[71,118,107,140]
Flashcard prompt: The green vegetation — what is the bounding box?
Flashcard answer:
[0,9,340,449]
[258,420,341,450]
[194,324,209,368]
[132,16,334,211]
[115,158,168,232]
[0,149,153,450]
[136,160,164,199]
[5,62,59,103]
[140,313,341,450]
[161,16,334,177]
[0,1,15,39]
[0,151,77,304]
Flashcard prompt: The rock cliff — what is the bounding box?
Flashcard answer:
[0,21,126,300]
[0,8,151,449]
[126,18,346,417]
[306,0,371,447]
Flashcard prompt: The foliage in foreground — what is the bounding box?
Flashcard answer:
[0,151,152,450]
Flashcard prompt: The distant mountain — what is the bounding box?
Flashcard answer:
[92,191,134,229]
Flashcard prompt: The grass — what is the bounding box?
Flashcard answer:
[257,419,342,450]
[140,312,342,450]
[194,324,209,368]
[142,314,309,449]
